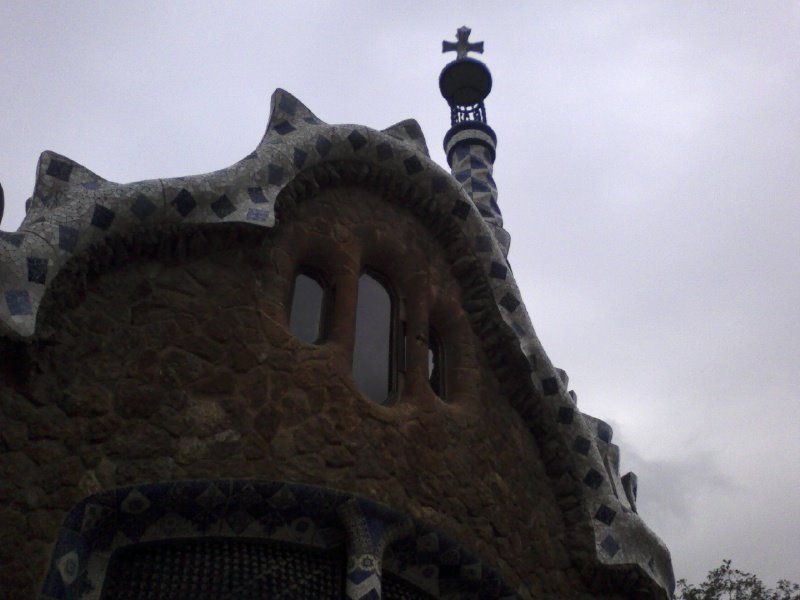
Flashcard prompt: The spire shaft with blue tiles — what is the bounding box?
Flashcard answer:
[440,27,511,256]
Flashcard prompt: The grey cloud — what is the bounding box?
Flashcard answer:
[1,0,799,591]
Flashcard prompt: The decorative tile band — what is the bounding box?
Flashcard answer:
[38,480,516,600]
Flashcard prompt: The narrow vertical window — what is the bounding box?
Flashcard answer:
[353,271,393,404]
[289,270,326,343]
[428,326,445,399]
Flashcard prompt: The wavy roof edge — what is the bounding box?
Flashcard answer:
[0,88,673,597]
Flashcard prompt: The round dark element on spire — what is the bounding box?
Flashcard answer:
[439,58,492,106]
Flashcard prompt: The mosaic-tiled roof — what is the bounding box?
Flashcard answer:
[0,89,673,597]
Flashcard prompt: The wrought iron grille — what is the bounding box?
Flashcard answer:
[100,538,345,600]
[450,102,487,126]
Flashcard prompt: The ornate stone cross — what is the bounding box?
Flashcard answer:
[442,26,484,59]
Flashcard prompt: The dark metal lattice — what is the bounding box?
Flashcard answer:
[450,102,487,126]
[100,538,345,600]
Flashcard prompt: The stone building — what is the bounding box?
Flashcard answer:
[0,29,673,599]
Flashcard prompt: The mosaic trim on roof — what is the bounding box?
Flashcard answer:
[1,88,672,597]
[39,480,516,600]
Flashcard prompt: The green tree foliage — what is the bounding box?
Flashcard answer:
[676,560,800,600]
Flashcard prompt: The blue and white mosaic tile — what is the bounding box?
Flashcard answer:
[38,480,515,600]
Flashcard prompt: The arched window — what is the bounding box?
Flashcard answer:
[353,271,397,404]
[289,269,327,343]
[427,326,445,399]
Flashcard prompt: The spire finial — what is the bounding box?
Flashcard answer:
[442,26,484,60]
[439,26,492,124]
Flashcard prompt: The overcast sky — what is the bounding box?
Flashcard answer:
[2,1,798,587]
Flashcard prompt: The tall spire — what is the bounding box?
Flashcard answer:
[440,27,510,256]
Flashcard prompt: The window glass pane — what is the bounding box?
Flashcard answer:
[289,272,324,343]
[428,326,444,398]
[353,272,392,404]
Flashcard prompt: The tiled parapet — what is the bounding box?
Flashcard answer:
[0,89,673,598]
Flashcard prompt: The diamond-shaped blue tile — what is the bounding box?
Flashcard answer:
[376,142,393,160]
[0,232,24,247]
[293,148,307,169]
[557,406,574,424]
[601,534,620,557]
[90,205,115,230]
[58,226,79,252]
[404,156,423,175]
[27,257,48,284]
[597,421,613,443]
[5,290,32,315]
[451,200,471,219]
[268,164,284,185]
[315,135,332,156]
[39,195,63,210]
[278,94,298,115]
[46,159,73,182]
[131,195,157,221]
[246,208,269,223]
[348,130,367,150]
[248,187,267,204]
[542,377,559,395]
[403,122,423,139]
[171,189,196,217]
[475,235,493,252]
[594,504,616,525]
[274,121,295,135]
[499,293,519,312]
[489,261,507,279]
[210,194,235,219]
[583,469,604,490]
[431,175,448,193]
[573,436,591,455]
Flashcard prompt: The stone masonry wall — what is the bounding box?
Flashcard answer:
[0,186,602,599]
